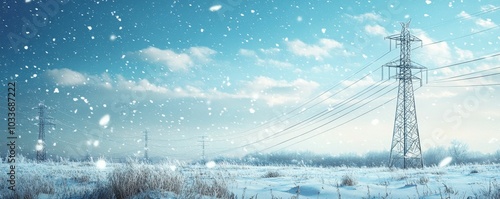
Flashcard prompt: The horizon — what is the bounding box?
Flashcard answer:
[1,0,499,162]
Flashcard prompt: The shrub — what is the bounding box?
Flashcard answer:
[262,171,281,178]
[340,174,357,186]
[418,176,429,185]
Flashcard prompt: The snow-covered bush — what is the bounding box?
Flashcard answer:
[262,170,281,178]
[340,173,357,186]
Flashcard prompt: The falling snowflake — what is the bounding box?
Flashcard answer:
[99,114,110,127]
[205,161,216,168]
[439,157,453,167]
[209,5,222,12]
[95,159,106,169]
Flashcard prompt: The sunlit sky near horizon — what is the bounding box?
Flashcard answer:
[1,0,499,161]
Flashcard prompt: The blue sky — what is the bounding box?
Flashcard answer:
[1,0,499,161]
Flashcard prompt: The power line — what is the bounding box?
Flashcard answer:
[273,95,398,153]
[422,25,499,48]
[258,85,398,153]
[420,5,500,30]
[428,52,500,71]
[426,83,500,87]
[432,71,500,83]
[210,51,393,142]
[432,66,500,82]
[206,22,498,157]
[213,69,383,143]
[283,80,395,136]
[208,80,396,156]
[211,47,500,157]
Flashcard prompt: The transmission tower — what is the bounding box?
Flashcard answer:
[144,130,149,161]
[199,136,206,163]
[384,21,426,169]
[36,103,55,162]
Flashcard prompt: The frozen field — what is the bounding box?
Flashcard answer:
[1,160,499,198]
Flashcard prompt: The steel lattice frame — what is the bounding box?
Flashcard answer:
[385,21,426,169]
[37,103,55,162]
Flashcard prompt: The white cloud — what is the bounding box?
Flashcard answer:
[457,11,471,18]
[457,11,497,28]
[239,49,257,57]
[189,46,217,63]
[311,64,334,73]
[47,68,114,89]
[257,59,293,68]
[285,38,343,60]
[46,68,87,86]
[351,12,383,22]
[259,48,281,55]
[319,38,343,49]
[138,46,216,72]
[475,18,496,28]
[416,90,457,99]
[364,24,388,37]
[341,75,376,88]
[46,69,319,106]
[116,75,168,93]
[240,76,320,106]
[240,48,293,68]
[412,29,453,66]
[480,4,498,12]
[454,47,474,61]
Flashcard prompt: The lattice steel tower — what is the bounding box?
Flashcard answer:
[36,103,55,162]
[144,130,149,161]
[385,21,426,169]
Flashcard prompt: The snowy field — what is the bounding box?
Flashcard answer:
[1,160,499,199]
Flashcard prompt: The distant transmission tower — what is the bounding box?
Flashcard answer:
[144,130,149,161]
[384,21,426,169]
[36,103,55,162]
[199,136,206,163]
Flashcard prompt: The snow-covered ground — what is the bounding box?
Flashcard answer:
[1,160,499,198]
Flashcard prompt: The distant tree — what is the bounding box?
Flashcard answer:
[493,150,500,164]
[423,146,448,166]
[467,151,487,164]
[364,151,389,167]
[448,140,469,165]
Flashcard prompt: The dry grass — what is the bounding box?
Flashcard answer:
[108,163,184,198]
[477,180,500,199]
[3,174,55,199]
